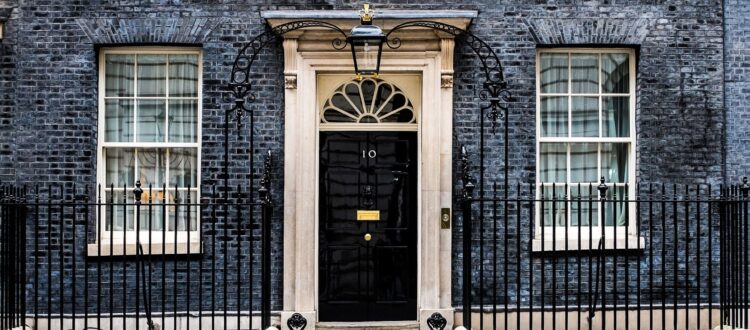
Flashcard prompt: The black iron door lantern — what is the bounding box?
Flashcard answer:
[347,3,385,78]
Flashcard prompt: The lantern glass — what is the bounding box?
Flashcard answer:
[348,24,385,76]
[353,39,382,75]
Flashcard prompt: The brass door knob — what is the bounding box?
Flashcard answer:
[364,233,372,241]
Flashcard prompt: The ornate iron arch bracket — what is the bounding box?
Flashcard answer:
[227,20,349,130]
[384,20,511,129]
[228,19,511,131]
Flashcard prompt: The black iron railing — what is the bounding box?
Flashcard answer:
[458,176,750,330]
[0,154,276,330]
[0,186,27,330]
[3,168,750,330]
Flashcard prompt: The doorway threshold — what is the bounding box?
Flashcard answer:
[316,320,420,330]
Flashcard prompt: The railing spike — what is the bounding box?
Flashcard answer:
[741,177,749,198]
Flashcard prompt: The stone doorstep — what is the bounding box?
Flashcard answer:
[316,321,420,330]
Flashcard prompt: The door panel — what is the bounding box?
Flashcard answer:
[326,245,362,301]
[319,131,417,322]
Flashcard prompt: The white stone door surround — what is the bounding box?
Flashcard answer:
[261,9,478,330]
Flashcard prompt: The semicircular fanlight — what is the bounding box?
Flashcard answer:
[321,78,416,124]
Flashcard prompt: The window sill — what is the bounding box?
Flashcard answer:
[531,236,645,252]
[87,242,202,257]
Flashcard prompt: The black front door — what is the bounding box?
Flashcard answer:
[319,131,418,322]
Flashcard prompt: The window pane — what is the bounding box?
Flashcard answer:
[106,190,134,231]
[137,54,167,97]
[570,185,598,226]
[105,148,134,187]
[168,100,197,142]
[603,97,630,137]
[602,53,629,93]
[605,186,628,226]
[571,96,598,137]
[540,143,566,182]
[169,148,198,187]
[601,143,629,183]
[571,54,598,93]
[541,186,566,227]
[541,96,568,137]
[169,191,198,231]
[105,54,134,97]
[138,189,164,231]
[137,100,166,142]
[540,53,568,93]
[105,99,134,142]
[169,54,199,97]
[570,143,597,182]
[137,148,166,187]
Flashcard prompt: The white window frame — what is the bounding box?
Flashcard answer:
[534,48,640,251]
[92,47,203,255]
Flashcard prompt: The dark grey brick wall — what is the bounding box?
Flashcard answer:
[725,0,750,182]
[0,2,17,181]
[0,0,735,314]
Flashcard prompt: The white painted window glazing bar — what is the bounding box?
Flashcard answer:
[535,48,637,244]
[97,47,202,245]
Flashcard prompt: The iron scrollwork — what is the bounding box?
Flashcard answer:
[287,312,308,330]
[385,21,511,129]
[228,19,511,131]
[426,312,448,330]
[228,21,349,130]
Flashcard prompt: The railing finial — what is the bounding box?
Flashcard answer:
[133,180,143,204]
[597,176,608,199]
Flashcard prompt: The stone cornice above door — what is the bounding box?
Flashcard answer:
[264,9,468,91]
[261,10,477,52]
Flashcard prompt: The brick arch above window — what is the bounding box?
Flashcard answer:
[523,18,653,45]
[77,17,225,44]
